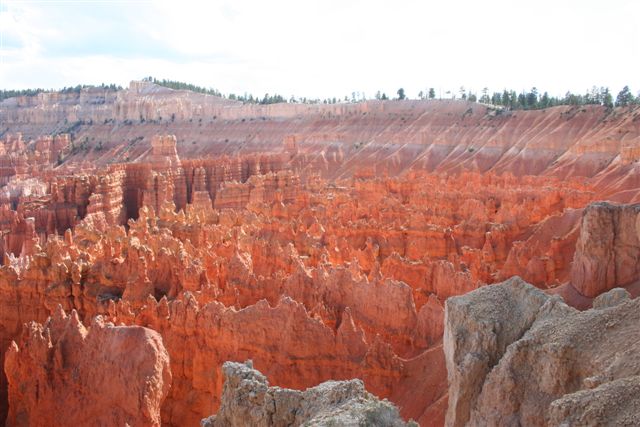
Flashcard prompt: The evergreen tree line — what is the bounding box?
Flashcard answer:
[144,77,223,97]
[151,77,639,110]
[4,78,639,110]
[148,76,293,105]
[0,83,122,102]
[425,85,639,109]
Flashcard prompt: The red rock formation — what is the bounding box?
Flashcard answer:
[148,135,180,167]
[4,307,171,427]
[0,168,599,425]
[0,88,639,426]
[3,84,640,197]
[570,202,640,297]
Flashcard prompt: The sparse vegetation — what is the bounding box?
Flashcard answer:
[0,83,121,102]
[358,401,417,427]
[143,76,222,97]
[4,78,638,112]
[61,120,84,135]
[69,137,91,155]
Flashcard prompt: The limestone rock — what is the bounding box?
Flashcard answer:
[443,276,551,427]
[201,360,413,427]
[444,277,640,427]
[592,287,631,309]
[547,376,640,427]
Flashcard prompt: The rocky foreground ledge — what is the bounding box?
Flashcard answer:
[445,277,640,427]
[201,360,414,427]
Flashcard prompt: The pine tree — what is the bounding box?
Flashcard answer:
[459,86,466,100]
[616,86,634,107]
[540,92,550,108]
[502,90,510,107]
[526,87,538,109]
[480,87,490,104]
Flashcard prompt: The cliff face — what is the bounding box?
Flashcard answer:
[570,202,640,297]
[0,85,640,426]
[4,307,171,427]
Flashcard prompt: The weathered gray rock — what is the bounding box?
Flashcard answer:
[444,277,640,427]
[548,375,640,427]
[592,287,631,309]
[201,360,414,427]
[443,276,551,427]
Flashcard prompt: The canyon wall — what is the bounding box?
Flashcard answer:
[2,82,640,201]
[0,84,639,425]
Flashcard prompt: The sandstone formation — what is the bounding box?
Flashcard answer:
[570,201,640,297]
[0,165,596,425]
[4,307,171,427]
[2,82,640,200]
[445,279,640,427]
[201,360,413,427]
[0,83,639,426]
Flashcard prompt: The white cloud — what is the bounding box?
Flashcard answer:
[1,0,638,98]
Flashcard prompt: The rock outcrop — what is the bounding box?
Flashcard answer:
[201,360,413,427]
[547,376,640,427]
[444,279,640,427]
[570,201,640,297]
[4,307,171,427]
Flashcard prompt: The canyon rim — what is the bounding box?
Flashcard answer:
[1,1,640,426]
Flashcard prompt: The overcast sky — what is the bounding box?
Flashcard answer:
[1,0,638,99]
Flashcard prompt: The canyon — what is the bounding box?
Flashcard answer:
[0,82,639,426]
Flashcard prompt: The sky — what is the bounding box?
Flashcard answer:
[0,0,638,100]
